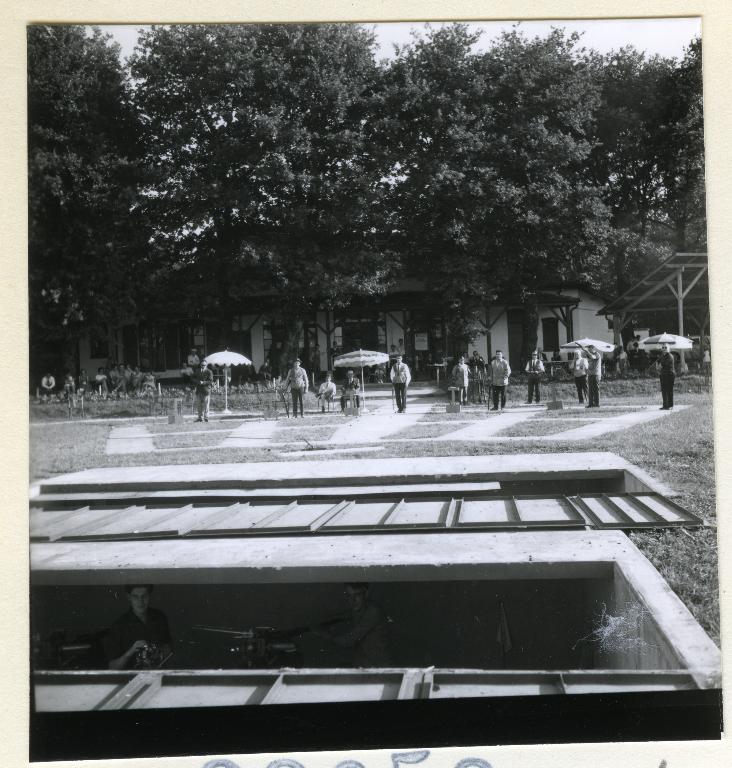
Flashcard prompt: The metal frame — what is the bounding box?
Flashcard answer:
[31,491,702,540]
[570,493,702,529]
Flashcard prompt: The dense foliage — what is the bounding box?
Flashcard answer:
[28,23,706,372]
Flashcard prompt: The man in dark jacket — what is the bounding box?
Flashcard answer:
[195,361,214,422]
[658,342,676,410]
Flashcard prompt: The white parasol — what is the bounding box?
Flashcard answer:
[202,349,252,414]
[560,338,616,354]
[332,349,390,412]
[639,333,694,351]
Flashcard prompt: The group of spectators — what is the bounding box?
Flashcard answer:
[449,339,683,410]
[38,364,157,401]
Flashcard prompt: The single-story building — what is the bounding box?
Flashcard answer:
[79,282,615,381]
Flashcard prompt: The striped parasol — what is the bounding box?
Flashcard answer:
[202,349,252,415]
[639,332,694,350]
[333,349,390,411]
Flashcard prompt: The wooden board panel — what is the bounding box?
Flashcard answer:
[580,496,626,524]
[387,499,449,527]
[606,496,653,523]
[193,503,271,533]
[257,502,340,531]
[429,672,562,698]
[515,497,575,522]
[634,494,689,523]
[129,674,278,708]
[322,501,394,529]
[261,673,403,704]
[458,498,510,524]
[34,673,135,711]
[67,506,186,539]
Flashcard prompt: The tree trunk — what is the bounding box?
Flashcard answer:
[279,314,304,377]
[522,300,539,369]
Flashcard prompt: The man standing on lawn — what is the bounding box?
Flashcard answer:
[525,351,545,404]
[195,361,214,422]
[284,358,308,418]
[490,350,511,412]
[658,342,676,410]
[579,343,602,408]
[390,354,411,413]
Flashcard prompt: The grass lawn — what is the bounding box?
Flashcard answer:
[272,426,339,442]
[494,419,595,437]
[28,389,719,644]
[390,422,469,439]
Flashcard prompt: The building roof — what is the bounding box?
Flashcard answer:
[597,252,709,317]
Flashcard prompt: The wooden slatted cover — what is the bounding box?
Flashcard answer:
[29,492,702,538]
[572,493,702,529]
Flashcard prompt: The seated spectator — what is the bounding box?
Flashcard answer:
[259,359,273,387]
[187,348,200,368]
[141,370,156,394]
[317,373,337,412]
[340,370,361,411]
[129,366,143,393]
[112,364,128,396]
[108,364,121,392]
[78,368,90,395]
[95,367,109,396]
[180,360,194,385]
[40,372,56,400]
[63,372,76,399]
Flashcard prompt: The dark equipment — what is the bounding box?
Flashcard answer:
[194,624,305,669]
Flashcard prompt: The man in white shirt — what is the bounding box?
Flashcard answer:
[490,350,511,412]
[317,372,337,412]
[390,354,411,413]
[284,358,309,418]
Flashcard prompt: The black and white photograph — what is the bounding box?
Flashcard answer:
[24,13,723,762]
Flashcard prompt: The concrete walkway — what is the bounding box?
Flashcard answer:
[328,398,434,444]
[102,401,689,455]
[433,407,540,441]
[105,426,155,455]
[545,405,689,441]
[221,419,279,448]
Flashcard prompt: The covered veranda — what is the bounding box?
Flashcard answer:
[597,252,709,367]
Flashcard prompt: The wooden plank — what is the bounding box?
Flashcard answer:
[30,506,90,540]
[444,498,460,528]
[634,494,700,525]
[386,499,450,528]
[76,504,195,539]
[98,671,153,711]
[179,503,247,535]
[308,500,353,532]
[127,674,163,708]
[252,501,299,529]
[397,669,425,700]
[51,506,144,542]
[259,673,286,705]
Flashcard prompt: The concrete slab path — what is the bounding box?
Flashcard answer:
[221,419,279,448]
[547,405,689,441]
[328,398,434,444]
[433,408,539,441]
[105,426,155,455]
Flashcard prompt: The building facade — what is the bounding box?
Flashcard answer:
[81,285,614,381]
